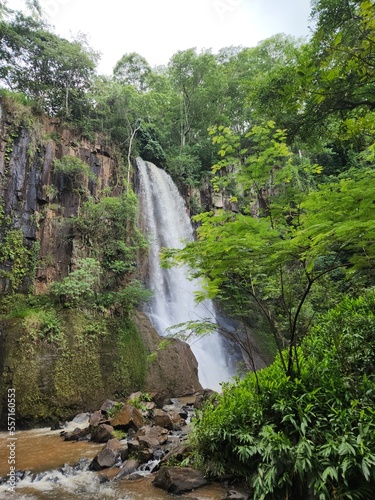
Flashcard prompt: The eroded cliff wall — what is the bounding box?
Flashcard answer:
[0,97,202,428]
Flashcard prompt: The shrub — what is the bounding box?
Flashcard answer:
[50,258,102,307]
[53,155,97,187]
[190,291,375,499]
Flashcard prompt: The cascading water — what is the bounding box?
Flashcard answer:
[136,158,235,391]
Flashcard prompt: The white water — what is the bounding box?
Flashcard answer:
[136,158,235,391]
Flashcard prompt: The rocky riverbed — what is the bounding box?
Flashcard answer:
[0,391,251,499]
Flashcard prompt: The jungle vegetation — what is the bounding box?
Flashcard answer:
[1,0,375,497]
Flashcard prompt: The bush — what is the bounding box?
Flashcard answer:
[191,291,375,499]
[50,258,102,307]
[53,155,97,187]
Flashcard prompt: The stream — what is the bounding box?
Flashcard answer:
[0,427,229,499]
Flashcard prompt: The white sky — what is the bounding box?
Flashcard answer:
[9,0,313,74]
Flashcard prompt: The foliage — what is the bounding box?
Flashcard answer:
[0,228,31,292]
[106,402,123,419]
[53,155,97,187]
[128,392,152,411]
[22,307,62,344]
[113,52,151,91]
[72,189,147,291]
[190,291,375,499]
[0,12,98,118]
[50,258,102,307]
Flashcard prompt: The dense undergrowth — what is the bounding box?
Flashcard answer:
[190,291,375,499]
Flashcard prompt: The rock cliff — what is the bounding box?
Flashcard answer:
[0,97,202,428]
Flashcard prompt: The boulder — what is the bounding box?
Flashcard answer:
[223,490,251,500]
[111,404,144,431]
[136,425,169,446]
[127,439,140,453]
[89,448,118,471]
[100,399,119,413]
[114,459,140,480]
[106,438,121,452]
[138,447,154,463]
[63,427,90,441]
[153,409,181,430]
[89,410,102,427]
[152,466,210,494]
[160,444,193,465]
[89,438,122,471]
[91,424,114,443]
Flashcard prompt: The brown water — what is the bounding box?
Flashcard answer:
[0,428,228,499]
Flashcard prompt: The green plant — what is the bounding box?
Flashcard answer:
[107,402,123,420]
[50,258,102,307]
[112,429,126,440]
[0,229,31,292]
[53,155,97,187]
[22,308,62,344]
[189,291,375,499]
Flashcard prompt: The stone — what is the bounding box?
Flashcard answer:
[89,410,102,427]
[71,412,90,425]
[89,448,118,471]
[127,391,142,402]
[111,404,144,431]
[223,490,250,500]
[138,447,154,463]
[91,424,114,443]
[89,438,122,471]
[105,438,121,452]
[120,442,129,462]
[100,399,119,413]
[160,444,192,464]
[152,466,210,494]
[136,425,169,446]
[127,439,140,453]
[114,459,140,480]
[63,427,90,441]
[153,409,181,430]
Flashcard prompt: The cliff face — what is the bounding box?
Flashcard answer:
[0,98,202,428]
[0,98,119,293]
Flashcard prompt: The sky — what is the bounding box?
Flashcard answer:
[9,0,313,74]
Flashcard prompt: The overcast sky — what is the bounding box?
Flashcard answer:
[9,0,313,74]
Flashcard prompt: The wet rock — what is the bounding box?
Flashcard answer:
[119,440,129,461]
[138,447,154,463]
[89,410,103,427]
[152,466,210,494]
[127,438,140,453]
[111,404,144,431]
[100,399,120,414]
[106,438,121,452]
[153,408,181,430]
[50,419,63,430]
[160,444,193,464]
[63,427,90,441]
[89,448,117,471]
[136,425,169,446]
[89,438,122,471]
[91,424,114,443]
[179,407,189,419]
[126,472,147,480]
[114,459,140,480]
[71,412,90,425]
[223,490,251,500]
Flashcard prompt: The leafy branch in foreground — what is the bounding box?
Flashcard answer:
[162,122,375,378]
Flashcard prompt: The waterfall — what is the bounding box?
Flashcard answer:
[136,158,235,391]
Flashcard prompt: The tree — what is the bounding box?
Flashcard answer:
[163,121,375,377]
[0,12,98,118]
[113,52,152,92]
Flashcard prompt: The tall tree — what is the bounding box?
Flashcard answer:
[0,13,98,118]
